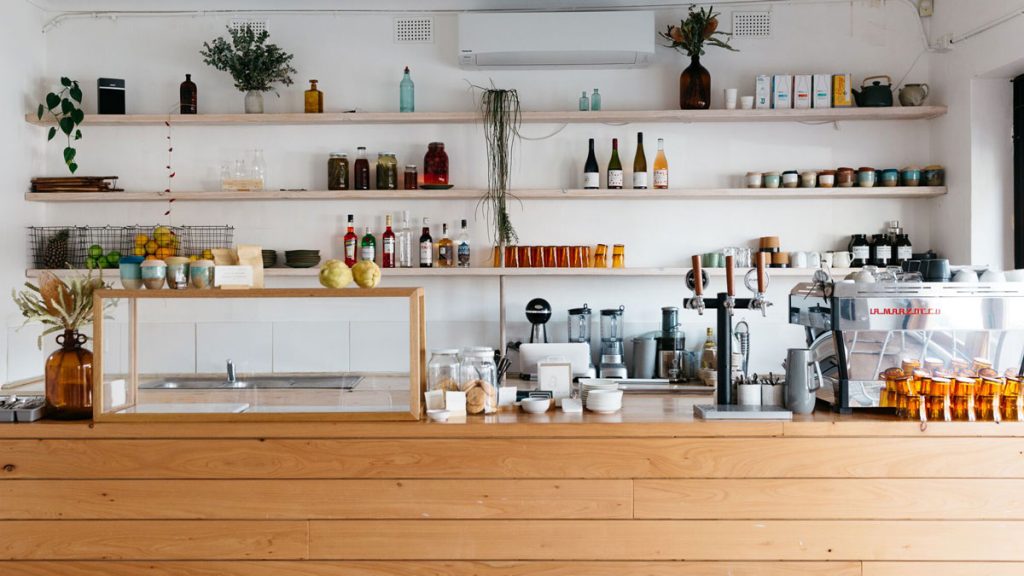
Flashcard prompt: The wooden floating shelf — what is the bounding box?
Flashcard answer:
[24,106,948,127]
[27,267,854,279]
[25,186,947,202]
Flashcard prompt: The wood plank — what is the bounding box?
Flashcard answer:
[0,560,862,576]
[864,562,1024,576]
[0,479,631,519]
[0,520,307,560]
[634,479,1024,519]
[3,437,1023,479]
[308,519,1024,561]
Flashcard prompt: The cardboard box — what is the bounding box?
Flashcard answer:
[755,75,772,109]
[793,74,812,109]
[812,74,832,108]
[772,74,792,109]
[833,73,853,107]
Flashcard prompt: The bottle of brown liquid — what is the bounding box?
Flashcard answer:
[179,74,197,114]
[354,147,370,190]
[304,79,323,113]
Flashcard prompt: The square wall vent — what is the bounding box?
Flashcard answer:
[229,17,268,35]
[732,11,772,38]
[394,17,434,43]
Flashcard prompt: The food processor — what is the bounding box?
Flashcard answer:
[599,306,628,378]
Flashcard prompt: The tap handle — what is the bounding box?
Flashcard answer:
[691,255,703,297]
[725,255,735,297]
[756,252,767,294]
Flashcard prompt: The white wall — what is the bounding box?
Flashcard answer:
[9,1,944,381]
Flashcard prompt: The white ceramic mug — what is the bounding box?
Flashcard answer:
[791,251,808,268]
[980,269,1006,283]
[745,171,763,188]
[1006,269,1024,283]
[738,383,762,406]
[953,269,979,283]
[807,251,821,268]
[724,88,738,110]
[833,251,853,268]
[761,383,784,406]
[822,252,835,268]
[740,95,754,110]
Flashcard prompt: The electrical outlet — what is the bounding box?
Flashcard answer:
[918,0,934,17]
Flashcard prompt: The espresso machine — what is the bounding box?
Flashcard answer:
[599,306,628,378]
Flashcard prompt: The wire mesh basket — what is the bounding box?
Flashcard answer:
[29,225,235,269]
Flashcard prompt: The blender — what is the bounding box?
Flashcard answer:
[599,306,628,378]
[568,304,596,378]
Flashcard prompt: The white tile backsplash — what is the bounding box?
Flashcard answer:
[138,323,196,375]
[273,321,350,373]
[349,322,410,373]
[196,322,273,375]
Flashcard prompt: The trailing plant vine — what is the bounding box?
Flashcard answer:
[37,77,84,174]
[471,83,521,251]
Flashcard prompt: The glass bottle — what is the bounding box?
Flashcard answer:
[423,142,449,186]
[419,217,433,268]
[895,233,913,265]
[632,132,648,189]
[360,226,376,262]
[305,80,323,113]
[382,214,396,268]
[327,153,349,191]
[700,327,717,371]
[397,210,414,268]
[404,165,418,190]
[354,147,370,190]
[45,330,93,420]
[343,214,358,267]
[400,66,415,112]
[607,138,623,189]
[591,88,602,111]
[250,149,266,191]
[376,153,398,190]
[870,233,892,267]
[578,91,590,111]
[437,223,453,268]
[849,234,870,268]
[583,138,599,189]
[456,219,471,268]
[653,138,669,189]
[179,74,197,114]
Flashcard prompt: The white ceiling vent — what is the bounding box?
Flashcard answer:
[732,11,772,38]
[229,17,268,35]
[394,17,434,44]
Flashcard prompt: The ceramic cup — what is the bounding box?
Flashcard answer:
[822,252,835,268]
[818,170,836,188]
[923,165,944,186]
[980,269,1006,283]
[745,171,763,188]
[141,260,167,290]
[781,171,799,188]
[833,251,853,268]
[1005,269,1024,283]
[763,172,781,188]
[118,256,145,290]
[164,256,191,290]
[799,171,817,188]
[724,88,738,110]
[761,383,784,406]
[791,251,808,268]
[953,269,979,283]
[808,251,822,268]
[902,166,921,186]
[740,95,754,110]
[738,383,762,406]
[836,167,855,188]
[880,168,899,187]
[857,167,876,188]
[189,259,215,289]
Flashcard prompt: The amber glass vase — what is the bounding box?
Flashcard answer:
[679,55,711,110]
[45,330,93,420]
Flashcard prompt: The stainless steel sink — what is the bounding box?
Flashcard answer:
[139,375,364,390]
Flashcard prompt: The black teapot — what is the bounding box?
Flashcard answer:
[852,75,894,107]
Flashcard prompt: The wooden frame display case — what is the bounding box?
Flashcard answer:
[91,288,426,422]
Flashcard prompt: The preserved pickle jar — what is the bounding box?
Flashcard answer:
[459,348,497,414]
[327,153,349,191]
[376,153,398,190]
[427,349,461,393]
[423,142,449,186]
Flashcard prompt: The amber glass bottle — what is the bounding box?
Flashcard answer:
[305,80,323,113]
[179,74,197,114]
[45,330,93,420]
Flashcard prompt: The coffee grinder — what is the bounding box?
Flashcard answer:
[526,298,552,343]
[657,306,687,381]
[599,306,628,378]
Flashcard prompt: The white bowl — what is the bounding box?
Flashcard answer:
[426,409,451,422]
[952,269,979,283]
[520,397,551,414]
[980,270,1007,283]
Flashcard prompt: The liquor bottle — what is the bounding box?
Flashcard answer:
[591,88,601,111]
[400,67,415,113]
[382,214,396,268]
[583,138,600,189]
[419,217,433,268]
[304,80,323,113]
[632,132,648,189]
[653,138,669,189]
[437,223,454,268]
[699,328,717,371]
[360,226,376,262]
[397,210,413,268]
[179,74,197,114]
[578,91,589,111]
[456,219,471,268]
[607,138,623,189]
[343,214,358,267]
[354,147,370,190]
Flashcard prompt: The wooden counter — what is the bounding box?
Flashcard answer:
[1,395,1022,575]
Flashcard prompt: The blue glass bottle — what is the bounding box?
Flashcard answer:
[578,91,589,111]
[400,67,415,112]
[591,89,602,111]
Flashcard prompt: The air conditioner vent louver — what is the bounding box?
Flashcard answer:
[395,17,433,43]
[229,17,268,35]
[732,11,772,38]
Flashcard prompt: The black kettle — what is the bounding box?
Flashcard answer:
[852,75,894,107]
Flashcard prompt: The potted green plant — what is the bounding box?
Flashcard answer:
[12,271,112,419]
[476,86,520,264]
[659,5,737,110]
[36,77,85,173]
[200,25,296,113]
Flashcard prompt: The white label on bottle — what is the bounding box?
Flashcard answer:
[344,239,357,262]
[632,172,648,188]
[852,246,870,260]
[420,241,432,264]
[875,246,892,260]
[383,237,395,255]
[654,170,668,187]
[897,246,913,260]
[608,170,623,188]
[360,246,375,261]
[583,172,599,189]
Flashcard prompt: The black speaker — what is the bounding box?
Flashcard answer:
[97,78,125,114]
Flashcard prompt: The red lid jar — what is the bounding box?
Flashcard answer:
[423,142,449,186]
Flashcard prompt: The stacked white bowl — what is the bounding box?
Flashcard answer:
[579,378,619,405]
[585,389,623,413]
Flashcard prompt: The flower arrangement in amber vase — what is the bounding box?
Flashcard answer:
[12,271,112,419]
[658,5,737,110]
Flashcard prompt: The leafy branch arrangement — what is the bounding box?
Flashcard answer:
[200,25,296,94]
[658,5,737,57]
[12,271,112,349]
[474,85,521,251]
[37,77,84,174]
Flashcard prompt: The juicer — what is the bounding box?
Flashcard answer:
[599,306,628,378]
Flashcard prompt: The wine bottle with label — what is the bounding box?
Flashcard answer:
[382,214,396,268]
[583,138,599,189]
[653,138,669,189]
[419,217,433,268]
[343,214,358,267]
[607,138,623,189]
[360,226,376,262]
[437,223,453,268]
[632,132,647,189]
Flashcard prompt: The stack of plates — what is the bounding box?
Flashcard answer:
[585,389,623,414]
[285,250,320,268]
[579,378,619,405]
[262,249,277,268]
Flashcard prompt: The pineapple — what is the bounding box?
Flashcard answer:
[42,229,70,269]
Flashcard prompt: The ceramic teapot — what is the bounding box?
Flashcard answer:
[898,83,930,107]
[852,75,894,107]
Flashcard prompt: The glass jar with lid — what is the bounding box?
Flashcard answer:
[328,153,349,191]
[404,165,418,190]
[427,349,461,393]
[423,142,449,186]
[459,347,497,414]
[376,153,398,190]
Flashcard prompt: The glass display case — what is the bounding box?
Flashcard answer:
[790,281,1024,417]
[93,288,425,422]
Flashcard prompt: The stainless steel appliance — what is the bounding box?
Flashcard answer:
[789,280,1024,412]
[657,306,686,381]
[631,332,658,379]
[599,306,628,378]
[526,298,552,344]
[783,348,824,414]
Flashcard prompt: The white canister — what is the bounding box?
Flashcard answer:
[745,171,763,188]
[822,252,835,268]
[790,251,808,268]
[738,383,762,406]
[761,383,784,406]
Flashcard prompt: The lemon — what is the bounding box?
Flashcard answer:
[153,226,172,248]
[145,240,158,255]
[133,246,146,257]
[134,234,149,246]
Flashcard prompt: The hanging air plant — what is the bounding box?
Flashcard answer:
[474,85,521,257]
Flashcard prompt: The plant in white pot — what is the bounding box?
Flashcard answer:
[200,25,296,113]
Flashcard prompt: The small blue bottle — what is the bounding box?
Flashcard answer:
[578,91,589,111]
[400,66,415,112]
[591,88,602,111]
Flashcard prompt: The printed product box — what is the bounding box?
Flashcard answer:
[772,74,792,109]
[755,75,771,109]
[793,74,812,109]
[833,73,853,107]
[812,74,832,108]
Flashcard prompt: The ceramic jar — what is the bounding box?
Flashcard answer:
[857,167,876,188]
[165,256,191,290]
[880,168,900,187]
[118,256,145,290]
[901,166,921,187]
[799,171,817,188]
[923,165,944,186]
[763,171,781,189]
[836,167,855,188]
[189,259,215,289]
[141,260,167,290]
[745,171,763,188]
[818,170,836,188]
[781,170,799,188]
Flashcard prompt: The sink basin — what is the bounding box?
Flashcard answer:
[139,375,364,390]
